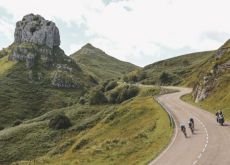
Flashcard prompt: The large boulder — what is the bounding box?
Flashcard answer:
[14,13,60,48]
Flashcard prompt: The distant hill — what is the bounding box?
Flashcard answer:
[127,50,215,86]
[71,43,139,81]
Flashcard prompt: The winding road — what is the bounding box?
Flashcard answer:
[149,87,230,165]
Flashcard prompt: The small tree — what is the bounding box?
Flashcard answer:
[105,81,118,91]
[49,114,71,129]
[108,90,119,103]
[89,88,108,105]
[159,72,173,85]
[12,120,22,127]
[79,96,86,105]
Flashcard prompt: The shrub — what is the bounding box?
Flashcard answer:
[123,69,146,82]
[49,114,72,129]
[12,120,22,127]
[117,86,139,103]
[108,90,119,104]
[108,85,139,104]
[159,72,173,85]
[0,126,4,131]
[89,88,107,105]
[105,81,118,91]
[79,96,86,105]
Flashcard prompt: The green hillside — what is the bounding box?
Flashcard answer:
[183,39,230,121]
[0,86,173,165]
[127,51,214,86]
[0,43,95,127]
[71,43,139,81]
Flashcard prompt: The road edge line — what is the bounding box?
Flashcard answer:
[148,96,178,165]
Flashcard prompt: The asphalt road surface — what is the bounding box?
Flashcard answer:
[149,87,230,165]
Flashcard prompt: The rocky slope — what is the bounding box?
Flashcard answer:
[0,14,96,127]
[193,40,230,102]
[71,43,139,81]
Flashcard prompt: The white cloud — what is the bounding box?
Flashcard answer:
[1,0,230,66]
[0,19,14,39]
[68,43,83,55]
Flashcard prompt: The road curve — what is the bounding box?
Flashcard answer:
[149,86,230,165]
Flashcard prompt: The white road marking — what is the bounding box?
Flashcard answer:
[150,92,210,165]
[192,160,198,165]
[191,117,209,165]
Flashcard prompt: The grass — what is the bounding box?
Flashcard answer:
[0,103,111,164]
[181,81,230,122]
[0,57,84,127]
[0,44,95,127]
[181,41,230,122]
[0,55,17,75]
[1,89,173,165]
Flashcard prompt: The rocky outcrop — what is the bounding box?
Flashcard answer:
[193,75,217,103]
[52,65,79,88]
[14,14,60,48]
[8,46,36,69]
[7,13,85,89]
[193,41,230,102]
[9,13,60,68]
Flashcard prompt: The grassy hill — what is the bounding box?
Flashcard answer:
[0,43,95,127]
[133,40,230,120]
[182,39,230,121]
[0,86,173,165]
[128,51,214,86]
[71,44,139,81]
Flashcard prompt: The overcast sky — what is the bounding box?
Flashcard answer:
[0,0,230,66]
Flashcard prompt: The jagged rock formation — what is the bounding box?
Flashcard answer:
[6,13,86,89]
[14,14,60,48]
[193,40,230,102]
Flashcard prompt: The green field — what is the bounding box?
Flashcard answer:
[0,88,173,165]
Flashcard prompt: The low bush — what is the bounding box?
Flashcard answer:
[12,120,22,127]
[89,88,108,105]
[79,97,86,105]
[108,85,139,104]
[104,81,118,91]
[49,114,72,129]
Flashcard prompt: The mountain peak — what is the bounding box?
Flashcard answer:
[82,43,95,49]
[14,13,60,48]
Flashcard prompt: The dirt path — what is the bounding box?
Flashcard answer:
[149,87,230,165]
